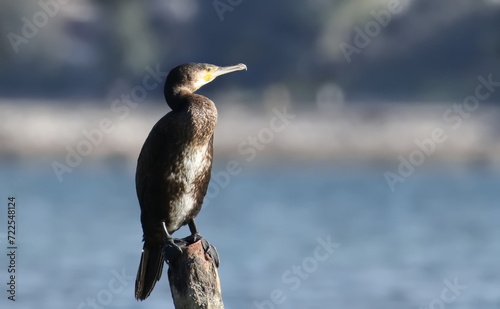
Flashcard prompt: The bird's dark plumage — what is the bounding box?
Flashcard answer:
[134,62,246,300]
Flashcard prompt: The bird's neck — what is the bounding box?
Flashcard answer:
[165,88,218,139]
[166,88,216,112]
[165,87,192,111]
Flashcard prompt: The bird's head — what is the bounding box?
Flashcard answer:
[165,62,247,97]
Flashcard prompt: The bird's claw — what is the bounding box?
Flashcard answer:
[163,234,220,267]
[163,238,185,264]
[186,232,202,244]
[201,237,220,268]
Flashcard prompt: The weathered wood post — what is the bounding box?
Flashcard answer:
[167,240,224,309]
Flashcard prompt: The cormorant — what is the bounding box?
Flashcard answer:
[134,62,247,300]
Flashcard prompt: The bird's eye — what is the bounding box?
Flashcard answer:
[207,68,212,72]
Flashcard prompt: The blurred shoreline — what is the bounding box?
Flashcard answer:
[1,100,500,165]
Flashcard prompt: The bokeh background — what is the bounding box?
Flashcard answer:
[1,1,500,308]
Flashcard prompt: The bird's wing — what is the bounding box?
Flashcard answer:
[135,111,190,210]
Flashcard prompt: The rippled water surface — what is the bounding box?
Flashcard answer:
[0,160,499,309]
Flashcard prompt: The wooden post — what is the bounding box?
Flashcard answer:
[167,240,224,309]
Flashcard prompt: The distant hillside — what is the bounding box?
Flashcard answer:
[0,1,499,103]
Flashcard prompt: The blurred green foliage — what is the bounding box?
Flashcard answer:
[0,0,499,103]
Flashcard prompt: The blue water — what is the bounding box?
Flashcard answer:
[0,159,499,309]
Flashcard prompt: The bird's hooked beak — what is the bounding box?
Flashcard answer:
[195,63,247,91]
[213,63,247,78]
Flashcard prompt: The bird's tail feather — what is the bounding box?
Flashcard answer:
[135,244,164,300]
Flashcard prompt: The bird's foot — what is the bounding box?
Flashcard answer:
[165,234,220,267]
[179,234,220,267]
[163,238,185,264]
[184,232,202,244]
[201,237,220,268]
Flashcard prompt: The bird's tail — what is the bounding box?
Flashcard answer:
[135,243,164,300]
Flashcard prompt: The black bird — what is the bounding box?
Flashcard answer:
[134,62,247,300]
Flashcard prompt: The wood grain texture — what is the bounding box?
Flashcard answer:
[167,240,224,309]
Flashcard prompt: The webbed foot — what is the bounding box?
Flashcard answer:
[201,237,220,268]
[163,237,185,264]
